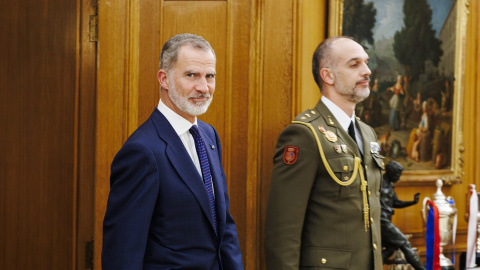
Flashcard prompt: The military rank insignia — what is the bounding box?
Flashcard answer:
[283,145,299,165]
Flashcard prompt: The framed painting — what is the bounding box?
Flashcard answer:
[329,0,469,184]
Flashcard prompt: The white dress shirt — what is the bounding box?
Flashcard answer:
[321,96,364,154]
[157,99,202,176]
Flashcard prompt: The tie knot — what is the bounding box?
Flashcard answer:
[189,125,200,138]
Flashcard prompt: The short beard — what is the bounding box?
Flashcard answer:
[168,78,213,116]
[335,75,370,104]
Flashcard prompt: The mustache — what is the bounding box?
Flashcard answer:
[189,93,211,99]
[356,77,370,85]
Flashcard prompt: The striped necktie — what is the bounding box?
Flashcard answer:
[189,125,217,232]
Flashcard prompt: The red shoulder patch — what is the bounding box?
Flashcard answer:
[283,146,299,165]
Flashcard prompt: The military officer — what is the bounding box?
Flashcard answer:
[265,36,384,270]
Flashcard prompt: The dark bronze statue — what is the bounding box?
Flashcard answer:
[381,161,426,270]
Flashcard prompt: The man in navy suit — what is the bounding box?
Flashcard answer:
[102,33,244,270]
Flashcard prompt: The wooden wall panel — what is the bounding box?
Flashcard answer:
[160,1,228,145]
[0,0,81,269]
[95,1,129,269]
[95,1,479,269]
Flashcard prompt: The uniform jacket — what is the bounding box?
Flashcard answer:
[102,109,243,270]
[265,99,384,270]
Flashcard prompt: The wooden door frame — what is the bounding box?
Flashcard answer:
[76,0,98,268]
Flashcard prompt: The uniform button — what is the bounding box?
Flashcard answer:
[343,165,348,171]
[373,243,377,250]
[365,165,368,170]
[370,217,374,224]
[368,191,371,197]
[344,176,349,181]
[321,258,327,264]
[382,162,385,167]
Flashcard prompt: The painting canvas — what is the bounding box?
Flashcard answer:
[336,0,467,183]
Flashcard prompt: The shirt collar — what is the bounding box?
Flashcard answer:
[157,99,197,136]
[321,96,357,132]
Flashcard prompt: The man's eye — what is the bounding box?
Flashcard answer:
[187,73,194,77]
[207,74,215,79]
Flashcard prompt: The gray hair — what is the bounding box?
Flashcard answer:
[159,33,216,71]
[312,36,354,91]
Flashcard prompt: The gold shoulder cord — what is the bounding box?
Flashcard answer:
[292,121,370,231]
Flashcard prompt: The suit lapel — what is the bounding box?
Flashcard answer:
[356,120,374,161]
[150,110,217,233]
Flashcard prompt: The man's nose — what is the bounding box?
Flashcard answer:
[196,78,209,93]
[363,63,372,77]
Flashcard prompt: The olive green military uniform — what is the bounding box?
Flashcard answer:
[265,100,384,270]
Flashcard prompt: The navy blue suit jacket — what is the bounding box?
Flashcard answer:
[102,109,243,270]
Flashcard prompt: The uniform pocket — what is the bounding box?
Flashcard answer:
[328,156,356,184]
[300,247,351,269]
[372,155,385,170]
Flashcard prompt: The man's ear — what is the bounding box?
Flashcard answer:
[157,69,169,90]
[320,68,335,86]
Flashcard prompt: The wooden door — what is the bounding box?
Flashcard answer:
[0,0,97,269]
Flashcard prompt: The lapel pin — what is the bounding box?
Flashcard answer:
[210,145,215,149]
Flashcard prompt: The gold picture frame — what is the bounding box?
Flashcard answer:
[329,0,469,184]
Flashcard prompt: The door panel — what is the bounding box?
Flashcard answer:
[0,0,96,269]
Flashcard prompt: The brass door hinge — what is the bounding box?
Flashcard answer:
[89,15,98,42]
[85,239,94,269]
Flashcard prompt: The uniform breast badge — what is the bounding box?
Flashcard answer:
[370,142,381,154]
[318,125,326,134]
[325,130,338,142]
[283,145,299,165]
[370,142,384,158]
[334,145,342,153]
[341,144,347,153]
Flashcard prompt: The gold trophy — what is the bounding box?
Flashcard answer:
[422,179,457,270]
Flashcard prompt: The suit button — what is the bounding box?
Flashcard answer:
[321,258,327,264]
[373,243,377,250]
